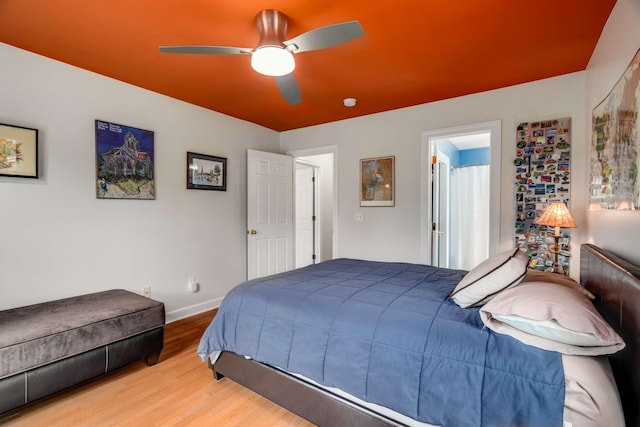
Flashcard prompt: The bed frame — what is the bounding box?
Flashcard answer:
[211,244,640,426]
[579,244,640,426]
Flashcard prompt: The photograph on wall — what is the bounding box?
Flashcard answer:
[590,48,640,210]
[187,152,227,191]
[360,156,394,206]
[95,120,155,199]
[513,118,572,273]
[0,122,38,179]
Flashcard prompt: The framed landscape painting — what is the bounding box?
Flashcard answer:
[187,152,227,191]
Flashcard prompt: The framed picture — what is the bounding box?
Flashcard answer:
[187,152,227,191]
[0,123,38,179]
[360,156,394,206]
[95,120,155,199]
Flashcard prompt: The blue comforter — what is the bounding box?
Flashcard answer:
[198,259,564,427]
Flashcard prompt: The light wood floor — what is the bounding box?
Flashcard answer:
[0,310,314,426]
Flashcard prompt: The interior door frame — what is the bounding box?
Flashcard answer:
[287,145,339,259]
[420,120,501,265]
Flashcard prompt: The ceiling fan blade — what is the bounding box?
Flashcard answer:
[275,74,301,105]
[284,21,364,53]
[159,46,251,55]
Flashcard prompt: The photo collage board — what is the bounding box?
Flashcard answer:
[514,118,572,273]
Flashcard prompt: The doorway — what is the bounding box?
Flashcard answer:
[246,147,336,280]
[420,121,501,269]
[289,145,337,267]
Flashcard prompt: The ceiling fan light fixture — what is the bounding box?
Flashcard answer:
[251,46,295,76]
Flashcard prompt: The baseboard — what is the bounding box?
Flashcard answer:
[165,297,223,323]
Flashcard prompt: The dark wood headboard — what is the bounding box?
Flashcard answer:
[580,244,640,426]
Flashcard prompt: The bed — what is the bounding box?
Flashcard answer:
[199,244,638,426]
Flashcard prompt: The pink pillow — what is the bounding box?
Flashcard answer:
[480,282,625,355]
[521,269,595,300]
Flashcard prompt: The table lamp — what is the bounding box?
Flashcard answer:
[535,202,576,274]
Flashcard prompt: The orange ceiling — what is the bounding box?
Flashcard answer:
[0,1,616,132]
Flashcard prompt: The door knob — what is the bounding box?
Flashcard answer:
[248,229,257,235]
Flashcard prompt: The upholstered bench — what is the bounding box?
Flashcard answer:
[0,289,165,415]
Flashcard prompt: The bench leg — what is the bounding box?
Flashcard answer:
[145,352,161,366]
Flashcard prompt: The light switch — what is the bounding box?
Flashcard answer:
[354,213,364,222]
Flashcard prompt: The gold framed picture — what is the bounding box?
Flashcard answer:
[360,156,394,207]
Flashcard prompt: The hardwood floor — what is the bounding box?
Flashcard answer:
[0,310,314,426]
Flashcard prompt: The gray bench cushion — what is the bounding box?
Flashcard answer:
[0,289,164,379]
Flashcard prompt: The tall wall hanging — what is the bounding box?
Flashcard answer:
[514,118,572,273]
[590,48,640,210]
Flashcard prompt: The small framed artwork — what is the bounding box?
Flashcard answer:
[187,152,227,191]
[0,122,38,179]
[360,156,394,206]
[95,120,155,199]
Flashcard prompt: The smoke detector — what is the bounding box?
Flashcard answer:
[343,98,357,107]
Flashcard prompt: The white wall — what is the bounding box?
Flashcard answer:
[281,73,587,275]
[584,0,640,265]
[0,43,280,318]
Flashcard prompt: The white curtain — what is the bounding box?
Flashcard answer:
[450,165,490,270]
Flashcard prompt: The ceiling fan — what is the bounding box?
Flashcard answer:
[159,10,364,105]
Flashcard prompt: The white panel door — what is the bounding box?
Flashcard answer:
[295,164,315,268]
[247,149,294,280]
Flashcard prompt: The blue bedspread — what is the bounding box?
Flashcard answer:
[198,259,564,427]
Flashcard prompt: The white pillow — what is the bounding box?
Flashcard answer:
[450,248,529,308]
[489,315,613,347]
[480,282,625,355]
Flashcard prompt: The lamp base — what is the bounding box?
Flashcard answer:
[552,234,563,274]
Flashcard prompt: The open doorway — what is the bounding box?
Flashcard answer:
[432,134,490,270]
[420,121,501,269]
[289,146,337,268]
